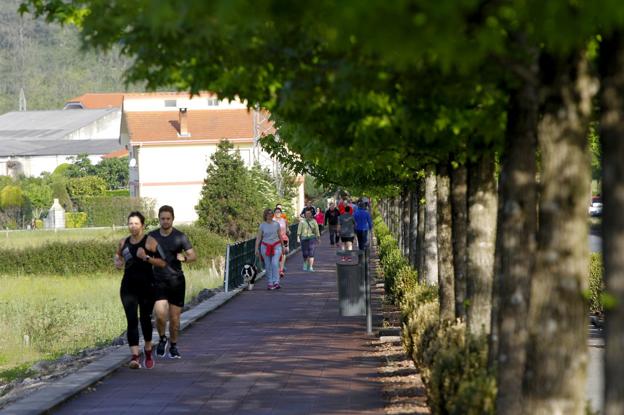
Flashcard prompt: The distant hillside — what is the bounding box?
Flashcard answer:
[0,0,142,113]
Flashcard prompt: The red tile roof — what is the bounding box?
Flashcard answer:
[102,148,129,158]
[66,93,125,109]
[125,109,273,143]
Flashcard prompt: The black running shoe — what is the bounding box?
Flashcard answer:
[168,344,181,359]
[156,336,168,358]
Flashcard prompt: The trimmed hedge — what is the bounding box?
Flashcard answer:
[0,226,228,275]
[65,212,88,228]
[374,216,495,414]
[588,253,603,315]
[75,196,156,227]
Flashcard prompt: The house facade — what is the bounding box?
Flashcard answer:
[116,92,303,223]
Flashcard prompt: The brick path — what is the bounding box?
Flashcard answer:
[52,233,384,415]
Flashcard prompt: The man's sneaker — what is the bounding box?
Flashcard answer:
[143,348,154,369]
[156,336,168,358]
[309,267,314,272]
[274,283,281,290]
[267,283,274,290]
[129,354,140,369]
[168,344,181,359]
[302,263,308,271]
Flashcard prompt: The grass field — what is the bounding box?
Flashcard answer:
[0,267,223,383]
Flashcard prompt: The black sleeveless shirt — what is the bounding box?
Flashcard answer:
[121,235,153,283]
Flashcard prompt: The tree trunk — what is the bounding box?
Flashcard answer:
[437,162,455,321]
[451,163,468,320]
[424,171,438,285]
[524,50,595,415]
[401,188,411,257]
[493,52,539,415]
[466,153,497,336]
[417,179,426,283]
[409,182,419,268]
[598,32,624,415]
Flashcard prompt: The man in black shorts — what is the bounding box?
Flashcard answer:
[150,205,197,359]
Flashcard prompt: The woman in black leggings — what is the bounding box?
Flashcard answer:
[114,211,166,369]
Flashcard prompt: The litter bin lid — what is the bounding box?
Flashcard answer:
[336,250,360,265]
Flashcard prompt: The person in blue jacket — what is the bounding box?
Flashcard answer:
[353,201,373,250]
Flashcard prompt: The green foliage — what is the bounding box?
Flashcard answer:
[66,176,108,201]
[0,185,24,208]
[0,225,227,275]
[75,196,155,226]
[50,179,72,210]
[175,225,228,269]
[195,140,267,239]
[20,178,53,213]
[65,155,129,190]
[105,189,130,197]
[588,253,604,314]
[65,212,88,228]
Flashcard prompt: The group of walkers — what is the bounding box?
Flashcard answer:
[116,198,372,368]
[115,205,196,369]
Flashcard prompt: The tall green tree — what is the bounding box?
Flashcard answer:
[195,140,264,239]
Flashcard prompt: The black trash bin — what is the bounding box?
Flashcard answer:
[336,250,366,316]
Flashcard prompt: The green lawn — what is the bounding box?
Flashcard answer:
[0,267,222,383]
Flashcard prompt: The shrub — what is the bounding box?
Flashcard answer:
[65,212,88,228]
[0,226,228,275]
[75,196,155,226]
[588,253,603,315]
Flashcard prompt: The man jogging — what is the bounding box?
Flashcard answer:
[149,205,197,359]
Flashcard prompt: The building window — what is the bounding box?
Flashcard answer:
[164,99,177,107]
[207,98,219,106]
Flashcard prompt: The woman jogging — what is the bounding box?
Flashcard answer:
[114,211,166,369]
[256,208,285,290]
[298,208,321,271]
[273,206,290,278]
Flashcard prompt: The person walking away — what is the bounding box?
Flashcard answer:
[256,208,285,289]
[114,211,167,369]
[298,209,321,271]
[273,206,290,278]
[338,205,356,250]
[337,198,346,215]
[353,202,373,250]
[300,200,316,218]
[324,202,340,247]
[314,207,325,234]
[149,205,197,359]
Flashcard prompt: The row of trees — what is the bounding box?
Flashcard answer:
[21,1,624,413]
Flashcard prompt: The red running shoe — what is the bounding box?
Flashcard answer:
[143,348,154,369]
[129,354,140,369]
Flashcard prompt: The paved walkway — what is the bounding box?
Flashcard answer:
[51,234,384,415]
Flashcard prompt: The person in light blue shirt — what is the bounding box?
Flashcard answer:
[353,202,373,250]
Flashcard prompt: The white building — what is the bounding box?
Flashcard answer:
[115,92,303,223]
[0,108,123,177]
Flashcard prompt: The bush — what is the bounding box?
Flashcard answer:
[65,212,88,228]
[0,226,227,275]
[75,196,155,226]
[588,253,603,315]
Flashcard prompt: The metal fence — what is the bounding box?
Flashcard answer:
[224,222,300,292]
